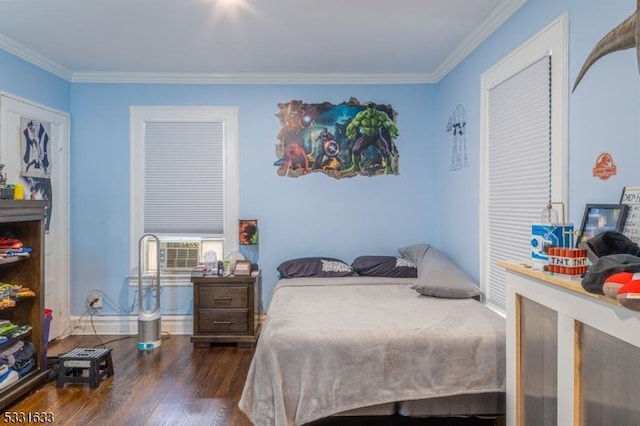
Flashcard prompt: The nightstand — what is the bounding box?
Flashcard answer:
[190,273,262,348]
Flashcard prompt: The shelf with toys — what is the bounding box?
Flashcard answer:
[0,200,48,409]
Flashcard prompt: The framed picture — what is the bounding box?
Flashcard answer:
[234,260,252,276]
[619,186,640,245]
[576,203,629,247]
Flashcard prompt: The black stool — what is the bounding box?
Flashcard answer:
[56,347,114,388]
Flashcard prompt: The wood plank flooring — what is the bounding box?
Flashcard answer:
[7,334,504,426]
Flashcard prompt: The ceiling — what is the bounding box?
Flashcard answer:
[0,0,526,83]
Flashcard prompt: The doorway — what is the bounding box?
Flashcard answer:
[0,93,70,339]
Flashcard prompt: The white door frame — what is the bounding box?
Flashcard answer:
[0,92,70,340]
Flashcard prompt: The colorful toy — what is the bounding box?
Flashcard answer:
[617,279,640,311]
[602,271,637,299]
[546,247,588,276]
[531,202,576,269]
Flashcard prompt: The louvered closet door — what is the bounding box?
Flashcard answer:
[485,55,552,312]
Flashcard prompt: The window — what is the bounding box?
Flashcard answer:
[129,106,239,283]
[479,15,568,313]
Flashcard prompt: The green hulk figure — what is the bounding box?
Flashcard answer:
[345,103,399,174]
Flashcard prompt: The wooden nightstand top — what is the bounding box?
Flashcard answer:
[191,272,260,284]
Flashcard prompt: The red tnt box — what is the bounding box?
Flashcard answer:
[546,247,588,276]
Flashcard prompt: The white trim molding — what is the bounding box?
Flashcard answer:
[70,315,193,336]
[0,34,72,81]
[433,0,527,80]
[71,72,439,85]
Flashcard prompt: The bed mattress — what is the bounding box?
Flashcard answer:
[239,277,505,425]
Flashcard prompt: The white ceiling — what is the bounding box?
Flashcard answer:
[0,0,526,83]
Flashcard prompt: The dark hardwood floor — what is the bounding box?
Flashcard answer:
[6,334,505,426]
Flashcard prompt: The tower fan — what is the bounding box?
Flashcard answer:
[138,234,162,350]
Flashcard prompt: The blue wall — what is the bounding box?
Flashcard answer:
[2,0,639,316]
[436,0,640,277]
[69,83,437,312]
[0,49,70,113]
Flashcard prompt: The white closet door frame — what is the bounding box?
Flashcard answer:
[0,92,71,340]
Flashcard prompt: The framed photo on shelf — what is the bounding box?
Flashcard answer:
[576,203,629,247]
[234,260,252,276]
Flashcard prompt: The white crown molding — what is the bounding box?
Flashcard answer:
[0,33,72,81]
[71,71,438,85]
[432,0,527,81]
[69,314,193,336]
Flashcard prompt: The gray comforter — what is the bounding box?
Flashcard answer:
[238,277,505,426]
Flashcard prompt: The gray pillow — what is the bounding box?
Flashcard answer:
[399,244,481,298]
[398,243,430,264]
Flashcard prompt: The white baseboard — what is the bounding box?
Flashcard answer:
[68,314,193,336]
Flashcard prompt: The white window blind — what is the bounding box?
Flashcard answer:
[485,56,552,311]
[144,121,224,235]
[129,106,239,283]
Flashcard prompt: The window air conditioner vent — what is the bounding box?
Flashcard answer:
[159,240,201,271]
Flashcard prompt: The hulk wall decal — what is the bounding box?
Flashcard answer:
[273,98,400,179]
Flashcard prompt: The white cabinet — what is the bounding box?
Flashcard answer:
[500,262,640,426]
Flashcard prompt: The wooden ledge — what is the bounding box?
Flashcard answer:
[497,260,617,306]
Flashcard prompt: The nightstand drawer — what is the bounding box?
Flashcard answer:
[198,310,249,333]
[198,286,248,308]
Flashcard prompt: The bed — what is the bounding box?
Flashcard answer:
[238,245,506,425]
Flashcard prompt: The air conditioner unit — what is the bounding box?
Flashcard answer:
[158,240,201,271]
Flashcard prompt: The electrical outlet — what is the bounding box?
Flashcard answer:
[88,292,102,309]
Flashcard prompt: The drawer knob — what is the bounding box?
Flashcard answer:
[214,296,232,301]
[213,321,232,325]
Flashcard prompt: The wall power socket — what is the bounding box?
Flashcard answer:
[88,292,102,309]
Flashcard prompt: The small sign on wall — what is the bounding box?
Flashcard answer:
[592,152,617,180]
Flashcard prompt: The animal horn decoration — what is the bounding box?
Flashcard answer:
[572,0,640,92]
